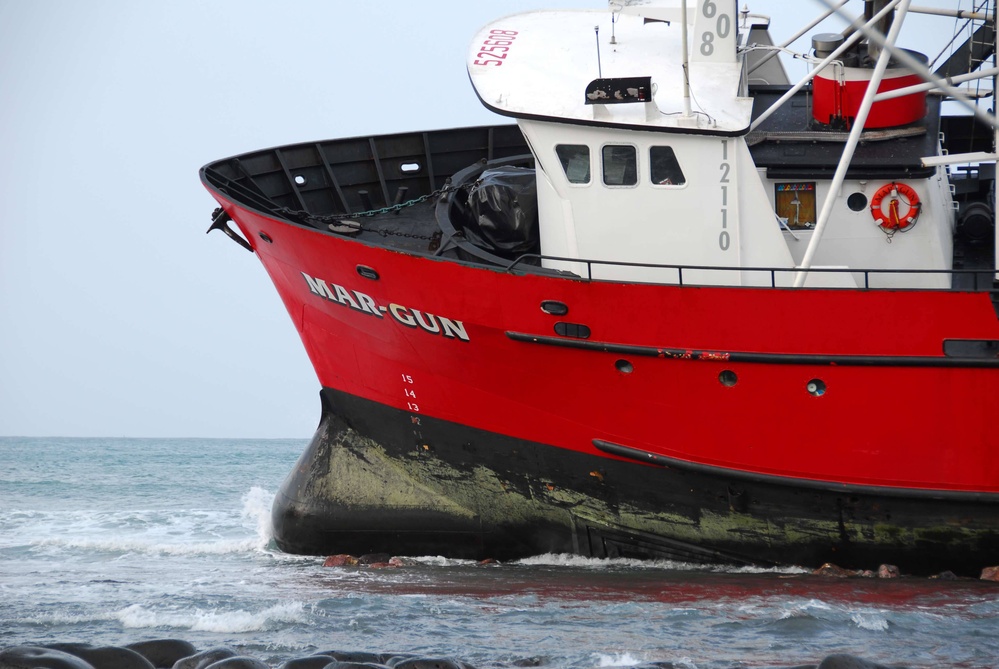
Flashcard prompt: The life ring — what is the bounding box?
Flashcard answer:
[870,182,921,232]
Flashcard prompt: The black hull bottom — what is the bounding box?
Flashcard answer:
[272,389,999,575]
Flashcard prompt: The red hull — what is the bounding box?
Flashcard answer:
[222,200,999,496]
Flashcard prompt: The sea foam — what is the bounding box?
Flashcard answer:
[115,601,309,633]
[241,485,276,549]
[851,611,891,631]
[515,553,808,574]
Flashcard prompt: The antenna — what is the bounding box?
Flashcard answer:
[595,25,603,78]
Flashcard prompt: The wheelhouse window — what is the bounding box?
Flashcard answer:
[650,146,686,186]
[555,144,591,184]
[602,145,638,186]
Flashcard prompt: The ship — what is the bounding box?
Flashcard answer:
[201,0,999,575]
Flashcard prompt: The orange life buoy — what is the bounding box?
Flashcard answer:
[870,182,921,232]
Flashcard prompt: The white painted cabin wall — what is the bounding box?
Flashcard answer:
[529,111,956,289]
[733,140,797,286]
[770,174,954,289]
[525,120,795,285]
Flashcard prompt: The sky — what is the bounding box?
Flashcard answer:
[0,1,975,438]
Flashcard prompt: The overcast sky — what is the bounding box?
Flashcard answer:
[0,1,971,438]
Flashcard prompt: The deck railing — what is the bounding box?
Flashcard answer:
[505,253,997,292]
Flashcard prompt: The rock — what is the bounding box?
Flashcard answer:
[812,563,856,577]
[172,648,238,669]
[323,554,359,567]
[980,565,999,581]
[877,564,900,579]
[389,658,471,669]
[931,570,958,580]
[45,645,155,669]
[202,658,270,669]
[312,652,392,665]
[357,553,391,565]
[367,562,398,569]
[476,559,498,566]
[277,658,336,669]
[816,654,899,669]
[0,647,96,669]
[125,641,198,669]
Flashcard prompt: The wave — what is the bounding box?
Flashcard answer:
[13,487,278,557]
[241,485,276,547]
[513,553,809,574]
[851,611,891,631]
[31,535,262,556]
[115,601,310,633]
[593,653,698,669]
[16,602,310,634]
[777,598,834,620]
[763,599,892,633]
[594,652,645,667]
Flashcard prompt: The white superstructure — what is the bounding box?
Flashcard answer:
[466,0,963,288]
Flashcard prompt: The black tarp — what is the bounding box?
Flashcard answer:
[454,166,539,256]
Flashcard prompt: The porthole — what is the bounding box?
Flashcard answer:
[294,174,307,186]
[401,162,422,173]
[847,192,868,212]
[807,379,827,396]
[259,232,273,243]
[356,265,379,280]
[719,370,738,387]
[540,300,569,316]
[615,359,634,374]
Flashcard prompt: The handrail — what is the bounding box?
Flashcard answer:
[505,253,997,292]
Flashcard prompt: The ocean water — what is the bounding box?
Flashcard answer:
[1,437,997,669]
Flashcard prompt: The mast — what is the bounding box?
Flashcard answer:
[794,0,913,287]
[681,0,693,117]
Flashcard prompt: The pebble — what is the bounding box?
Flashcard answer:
[0,642,917,669]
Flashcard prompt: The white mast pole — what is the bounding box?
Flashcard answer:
[872,67,999,101]
[750,0,901,132]
[794,0,913,288]
[681,0,692,117]
[908,6,990,21]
